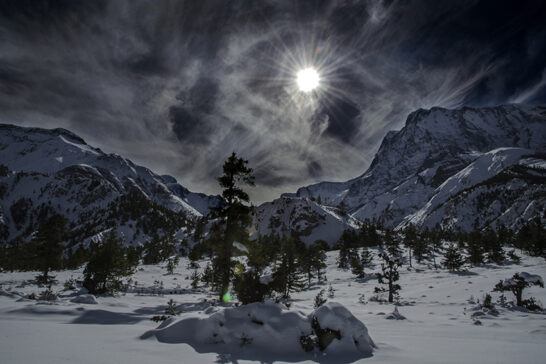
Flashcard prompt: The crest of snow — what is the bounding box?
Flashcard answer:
[518,272,544,285]
[500,272,545,288]
[58,135,100,156]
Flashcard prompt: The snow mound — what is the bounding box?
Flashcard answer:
[71,294,98,304]
[141,302,375,361]
[312,302,376,356]
[516,272,543,285]
[499,272,544,288]
[0,289,18,299]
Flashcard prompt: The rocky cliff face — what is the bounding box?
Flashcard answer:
[279,104,546,233]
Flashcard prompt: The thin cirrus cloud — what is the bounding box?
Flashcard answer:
[0,0,544,203]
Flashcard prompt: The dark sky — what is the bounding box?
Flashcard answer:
[1,0,545,202]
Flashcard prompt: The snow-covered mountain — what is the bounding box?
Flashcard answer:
[281,104,546,232]
[252,197,360,245]
[0,124,222,244]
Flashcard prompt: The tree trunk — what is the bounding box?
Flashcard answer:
[515,288,523,306]
[388,277,393,303]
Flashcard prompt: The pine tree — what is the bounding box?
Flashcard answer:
[493,272,544,307]
[191,269,200,289]
[201,263,213,287]
[233,270,272,305]
[337,243,349,269]
[442,244,465,271]
[301,242,327,287]
[313,246,327,283]
[413,231,428,263]
[314,289,327,308]
[33,214,67,285]
[327,284,335,298]
[466,230,484,266]
[232,236,274,305]
[483,228,504,264]
[427,226,443,270]
[165,256,179,275]
[211,152,255,300]
[360,247,373,265]
[349,249,365,279]
[362,219,381,247]
[516,217,545,256]
[336,230,358,268]
[374,251,402,303]
[383,229,403,259]
[272,236,305,299]
[83,230,136,295]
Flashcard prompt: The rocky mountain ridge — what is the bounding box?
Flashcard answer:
[0,124,222,244]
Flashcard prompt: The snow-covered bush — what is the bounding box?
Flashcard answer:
[38,288,57,302]
[63,276,77,291]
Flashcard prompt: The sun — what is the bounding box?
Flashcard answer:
[296,67,320,92]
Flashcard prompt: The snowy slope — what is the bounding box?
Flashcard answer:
[0,124,222,244]
[284,104,546,231]
[401,153,546,231]
[1,247,545,363]
[253,196,359,245]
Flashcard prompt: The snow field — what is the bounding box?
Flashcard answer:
[0,248,545,363]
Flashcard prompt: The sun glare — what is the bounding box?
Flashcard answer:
[296,67,320,92]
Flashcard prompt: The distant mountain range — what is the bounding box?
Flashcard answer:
[1,104,544,246]
[0,124,222,245]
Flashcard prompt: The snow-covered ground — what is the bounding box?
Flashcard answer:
[1,249,545,363]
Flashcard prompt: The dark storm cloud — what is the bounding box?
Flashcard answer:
[0,0,544,202]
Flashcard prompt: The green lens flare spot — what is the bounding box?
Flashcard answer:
[235,263,244,276]
[222,291,232,303]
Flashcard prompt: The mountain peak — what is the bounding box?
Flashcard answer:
[285,104,546,231]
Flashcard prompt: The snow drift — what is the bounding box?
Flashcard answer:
[141,302,375,362]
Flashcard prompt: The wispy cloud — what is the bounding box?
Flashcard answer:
[0,0,544,202]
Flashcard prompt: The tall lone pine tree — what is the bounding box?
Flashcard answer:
[212,152,255,301]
